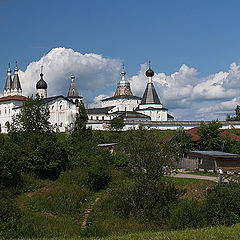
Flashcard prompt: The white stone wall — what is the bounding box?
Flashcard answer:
[136,109,168,121]
[48,98,77,132]
[87,121,240,131]
[102,98,140,112]
[88,114,111,121]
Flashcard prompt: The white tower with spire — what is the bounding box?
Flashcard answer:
[136,61,173,121]
[11,62,22,96]
[36,66,47,98]
[67,74,83,104]
[4,63,12,97]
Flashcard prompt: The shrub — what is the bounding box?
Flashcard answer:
[111,151,130,169]
[84,150,112,191]
[206,183,240,226]
[0,192,22,238]
[114,178,183,224]
[167,199,206,230]
[84,163,111,191]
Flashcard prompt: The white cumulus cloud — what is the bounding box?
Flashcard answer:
[14,47,240,121]
[18,47,121,97]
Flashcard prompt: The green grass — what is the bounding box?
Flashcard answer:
[17,223,240,240]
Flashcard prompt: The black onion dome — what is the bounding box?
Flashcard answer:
[146,67,154,77]
[36,73,47,89]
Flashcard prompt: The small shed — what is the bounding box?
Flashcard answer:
[184,151,240,172]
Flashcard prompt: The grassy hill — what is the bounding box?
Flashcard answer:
[11,169,216,239]
[20,223,240,240]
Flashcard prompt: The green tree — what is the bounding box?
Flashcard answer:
[173,127,194,156]
[197,120,224,151]
[69,103,94,167]
[119,128,180,180]
[110,117,125,131]
[0,135,22,189]
[72,102,88,132]
[10,95,52,134]
[19,132,68,179]
[226,105,240,121]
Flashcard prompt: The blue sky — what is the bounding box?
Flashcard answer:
[1,0,240,120]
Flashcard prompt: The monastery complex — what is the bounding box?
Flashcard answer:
[0,63,240,132]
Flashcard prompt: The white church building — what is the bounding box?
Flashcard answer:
[87,64,174,130]
[0,63,82,133]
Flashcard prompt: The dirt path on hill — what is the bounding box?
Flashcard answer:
[172,173,218,182]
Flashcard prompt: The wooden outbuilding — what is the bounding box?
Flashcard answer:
[182,151,240,172]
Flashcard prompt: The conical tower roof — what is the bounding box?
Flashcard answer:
[140,65,161,105]
[140,82,161,104]
[114,65,133,97]
[11,63,22,91]
[67,75,79,97]
[4,63,12,92]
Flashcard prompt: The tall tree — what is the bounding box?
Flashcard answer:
[10,95,52,134]
[197,120,224,151]
[70,102,93,154]
[72,102,88,132]
[226,105,240,121]
[172,127,194,156]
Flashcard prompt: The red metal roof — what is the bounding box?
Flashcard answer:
[163,127,240,142]
[0,95,28,102]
